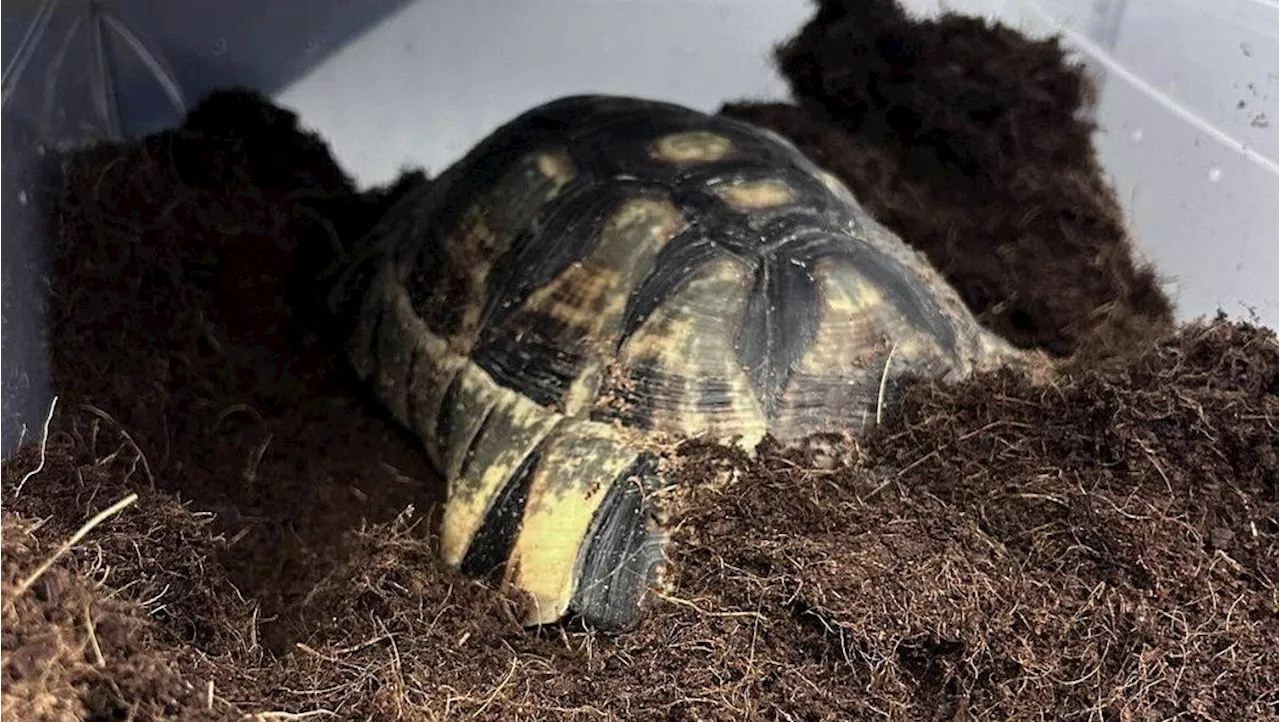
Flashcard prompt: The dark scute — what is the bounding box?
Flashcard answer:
[458,435,547,578]
[398,110,597,335]
[697,377,736,410]
[434,369,465,452]
[735,256,822,416]
[456,404,497,481]
[473,181,687,411]
[665,169,824,255]
[474,328,582,412]
[570,453,667,631]
[403,345,423,433]
[478,180,649,339]
[616,234,730,351]
[404,227,467,338]
[365,299,388,379]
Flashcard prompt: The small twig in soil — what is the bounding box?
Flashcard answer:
[896,449,940,478]
[468,656,519,719]
[657,592,769,621]
[875,343,898,426]
[84,603,106,666]
[13,492,139,597]
[244,711,336,721]
[13,395,58,497]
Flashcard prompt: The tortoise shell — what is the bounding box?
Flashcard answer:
[346,95,1013,630]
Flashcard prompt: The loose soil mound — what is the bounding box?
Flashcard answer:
[722,0,1173,361]
[33,91,435,652]
[3,2,1275,720]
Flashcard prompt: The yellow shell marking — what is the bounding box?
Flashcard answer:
[524,266,622,333]
[562,357,604,418]
[536,148,576,187]
[799,259,937,377]
[714,179,795,210]
[596,195,685,246]
[798,261,891,377]
[815,168,859,206]
[651,131,734,163]
[382,274,467,468]
[352,272,572,573]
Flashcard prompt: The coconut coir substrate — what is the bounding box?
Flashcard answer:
[3,1,1275,720]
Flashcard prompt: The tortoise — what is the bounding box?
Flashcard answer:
[343,94,1019,631]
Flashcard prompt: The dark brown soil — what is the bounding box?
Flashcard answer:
[3,2,1275,720]
[35,88,437,653]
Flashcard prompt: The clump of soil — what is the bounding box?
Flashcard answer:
[2,461,256,721]
[38,88,437,652]
[3,1,1275,720]
[721,0,1174,361]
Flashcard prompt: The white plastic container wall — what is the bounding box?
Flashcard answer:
[4,0,1277,454]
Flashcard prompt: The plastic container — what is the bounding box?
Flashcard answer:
[4,0,1276,453]
[2,0,412,452]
